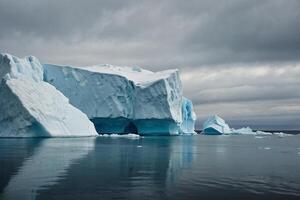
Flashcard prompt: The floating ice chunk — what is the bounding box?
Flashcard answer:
[255,136,265,139]
[232,127,255,135]
[255,130,273,136]
[99,133,140,139]
[273,132,291,137]
[232,128,272,136]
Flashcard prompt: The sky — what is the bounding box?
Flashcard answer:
[1,0,300,130]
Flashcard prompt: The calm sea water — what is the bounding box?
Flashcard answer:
[0,135,299,200]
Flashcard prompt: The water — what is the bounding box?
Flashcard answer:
[0,135,299,200]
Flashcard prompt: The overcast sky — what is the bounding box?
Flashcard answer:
[1,0,300,130]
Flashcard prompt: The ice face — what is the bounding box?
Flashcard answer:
[180,98,197,134]
[202,115,232,135]
[0,54,97,137]
[44,64,196,135]
[43,64,136,120]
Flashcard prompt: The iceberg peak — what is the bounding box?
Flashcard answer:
[0,53,43,82]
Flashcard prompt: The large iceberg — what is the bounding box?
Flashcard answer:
[0,54,97,137]
[44,64,196,135]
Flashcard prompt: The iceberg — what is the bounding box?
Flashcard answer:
[202,115,232,135]
[43,64,196,135]
[202,115,287,136]
[0,54,97,137]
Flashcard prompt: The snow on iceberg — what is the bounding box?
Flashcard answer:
[0,54,97,137]
[43,63,196,135]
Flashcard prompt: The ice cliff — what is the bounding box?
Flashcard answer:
[0,54,97,137]
[44,64,196,135]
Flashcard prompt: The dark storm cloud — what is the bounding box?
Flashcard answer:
[1,0,300,129]
[183,0,300,65]
[0,0,136,39]
[1,0,300,65]
[181,65,300,105]
[181,65,300,129]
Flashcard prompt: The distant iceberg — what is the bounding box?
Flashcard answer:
[0,54,97,137]
[44,63,196,135]
[202,115,232,135]
[202,115,287,136]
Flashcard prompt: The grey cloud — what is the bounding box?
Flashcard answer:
[181,65,300,105]
[182,65,300,130]
[0,0,138,40]
[182,0,300,63]
[194,85,300,105]
[1,0,300,129]
[1,0,300,66]
[194,98,300,130]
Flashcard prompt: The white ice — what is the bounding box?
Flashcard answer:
[0,53,97,137]
[43,63,196,135]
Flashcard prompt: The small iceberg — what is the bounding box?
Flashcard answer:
[202,115,232,135]
[202,115,289,136]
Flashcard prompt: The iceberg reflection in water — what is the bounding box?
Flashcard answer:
[1,138,96,200]
[0,135,300,200]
